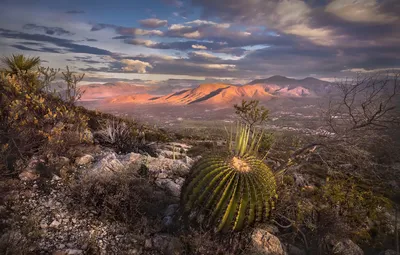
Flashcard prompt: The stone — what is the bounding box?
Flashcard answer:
[151,234,184,255]
[86,153,126,178]
[49,220,61,228]
[164,204,179,217]
[144,239,152,249]
[251,228,285,255]
[332,239,363,255]
[155,178,182,197]
[162,216,173,227]
[19,170,39,181]
[379,250,397,255]
[75,155,94,166]
[184,156,194,166]
[146,156,190,177]
[65,249,84,255]
[128,152,142,162]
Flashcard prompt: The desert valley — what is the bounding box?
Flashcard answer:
[79,76,334,136]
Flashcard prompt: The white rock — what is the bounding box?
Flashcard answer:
[49,220,61,228]
[19,170,39,181]
[251,228,285,255]
[75,155,94,166]
[332,239,363,255]
[144,239,152,249]
[155,179,182,197]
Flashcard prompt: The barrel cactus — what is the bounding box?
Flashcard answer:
[181,124,277,232]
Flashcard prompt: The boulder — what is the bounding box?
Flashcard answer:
[332,239,363,255]
[251,228,285,255]
[155,178,182,197]
[75,155,94,166]
[19,170,39,181]
[151,234,184,255]
[18,156,44,181]
[147,156,190,177]
[90,153,124,176]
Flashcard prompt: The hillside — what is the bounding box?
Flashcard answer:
[248,75,333,95]
[102,77,323,107]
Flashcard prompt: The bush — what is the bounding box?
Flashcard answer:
[0,72,90,173]
[70,169,174,228]
[95,119,139,153]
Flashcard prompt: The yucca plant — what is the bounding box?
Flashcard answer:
[181,123,277,232]
[1,54,41,75]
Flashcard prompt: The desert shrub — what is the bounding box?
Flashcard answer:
[258,132,274,155]
[95,119,139,153]
[234,100,269,128]
[70,170,175,229]
[274,171,394,253]
[0,71,90,173]
[181,123,277,232]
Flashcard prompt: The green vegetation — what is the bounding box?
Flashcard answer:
[181,123,277,232]
[1,54,41,75]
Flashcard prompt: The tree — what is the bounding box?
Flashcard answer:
[1,54,41,75]
[325,71,399,137]
[234,99,269,129]
[61,66,85,104]
[278,71,400,174]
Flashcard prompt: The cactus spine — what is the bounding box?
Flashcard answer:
[181,124,277,232]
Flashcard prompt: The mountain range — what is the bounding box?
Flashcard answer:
[80,75,333,106]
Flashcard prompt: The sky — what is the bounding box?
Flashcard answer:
[0,0,399,84]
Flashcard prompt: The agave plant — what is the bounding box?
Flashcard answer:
[181,123,277,232]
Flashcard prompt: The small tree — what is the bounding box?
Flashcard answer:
[61,66,85,104]
[38,66,60,94]
[234,99,269,129]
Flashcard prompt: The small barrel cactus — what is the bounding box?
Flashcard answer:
[181,124,277,232]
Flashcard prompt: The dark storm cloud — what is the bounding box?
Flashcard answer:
[23,24,74,36]
[189,0,400,75]
[11,44,62,53]
[0,28,113,55]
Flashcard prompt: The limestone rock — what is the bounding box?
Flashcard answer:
[251,228,285,255]
[151,234,184,255]
[155,178,182,197]
[75,155,94,166]
[332,239,363,255]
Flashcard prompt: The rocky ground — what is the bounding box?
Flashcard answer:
[0,141,398,254]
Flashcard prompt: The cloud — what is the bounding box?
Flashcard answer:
[192,44,207,50]
[23,23,74,36]
[0,28,113,55]
[326,0,399,24]
[65,10,85,14]
[121,59,153,73]
[188,51,219,60]
[139,18,168,28]
[11,44,62,53]
[91,23,163,36]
